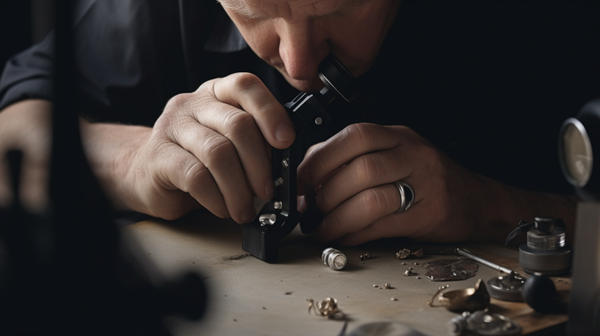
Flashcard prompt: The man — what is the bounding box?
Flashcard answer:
[0,0,589,246]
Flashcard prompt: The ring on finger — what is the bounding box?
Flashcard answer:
[394,181,415,213]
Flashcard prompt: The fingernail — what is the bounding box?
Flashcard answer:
[275,123,295,142]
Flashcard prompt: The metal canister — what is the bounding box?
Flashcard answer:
[321,248,347,271]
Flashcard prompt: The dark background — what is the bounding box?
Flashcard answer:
[1,0,598,194]
[1,0,597,82]
[363,0,600,194]
[0,0,54,69]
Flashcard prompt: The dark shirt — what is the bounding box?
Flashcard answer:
[1,0,599,195]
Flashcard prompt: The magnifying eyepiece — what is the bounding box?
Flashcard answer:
[317,54,359,103]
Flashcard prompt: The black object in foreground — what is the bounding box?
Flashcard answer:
[242,54,359,263]
[0,2,208,334]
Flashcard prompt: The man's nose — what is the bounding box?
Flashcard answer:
[277,21,328,81]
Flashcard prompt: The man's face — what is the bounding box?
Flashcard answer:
[219,0,401,92]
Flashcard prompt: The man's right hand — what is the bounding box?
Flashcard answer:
[118,73,295,222]
[0,73,295,223]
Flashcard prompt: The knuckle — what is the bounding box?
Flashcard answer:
[196,78,218,93]
[157,93,194,131]
[202,136,237,168]
[421,143,442,162]
[342,123,376,149]
[164,92,192,112]
[223,111,256,138]
[353,154,387,185]
[181,161,210,189]
[392,125,418,141]
[361,187,391,214]
[227,72,263,91]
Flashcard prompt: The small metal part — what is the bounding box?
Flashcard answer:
[448,310,521,336]
[455,248,514,275]
[315,117,323,125]
[359,251,372,260]
[397,248,441,260]
[416,276,421,279]
[273,201,283,210]
[306,297,343,319]
[281,158,289,169]
[383,283,391,289]
[411,249,424,258]
[373,284,379,288]
[424,258,478,281]
[258,213,277,226]
[274,177,284,187]
[427,285,450,306]
[322,247,347,271]
[486,271,526,302]
[404,269,418,277]
[391,297,398,301]
[439,279,491,313]
[414,262,419,265]
[401,262,407,265]
[396,248,411,260]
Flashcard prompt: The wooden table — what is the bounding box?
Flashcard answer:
[122,210,569,336]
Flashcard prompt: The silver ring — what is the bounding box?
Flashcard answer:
[394,181,415,213]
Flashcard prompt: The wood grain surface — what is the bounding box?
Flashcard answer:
[123,211,569,336]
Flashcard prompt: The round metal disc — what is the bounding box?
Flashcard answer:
[486,274,525,302]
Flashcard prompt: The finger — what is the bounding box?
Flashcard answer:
[336,192,475,245]
[335,205,427,246]
[170,121,256,223]
[298,123,401,188]
[316,149,413,213]
[313,183,401,243]
[304,142,323,158]
[195,75,290,199]
[297,142,324,195]
[188,96,274,200]
[153,142,229,219]
[209,73,296,149]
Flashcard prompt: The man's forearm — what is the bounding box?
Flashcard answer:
[79,116,152,212]
[0,100,53,211]
[0,99,151,213]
